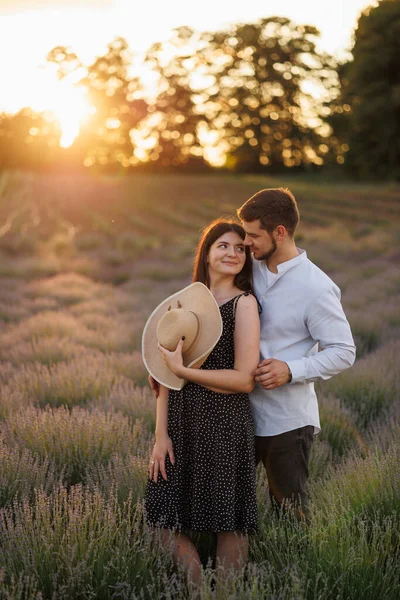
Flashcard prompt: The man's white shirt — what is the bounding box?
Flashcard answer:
[250,250,356,436]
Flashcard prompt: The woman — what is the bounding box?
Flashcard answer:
[144,219,260,586]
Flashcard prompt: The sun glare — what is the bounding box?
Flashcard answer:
[4,68,95,149]
[37,81,94,148]
[52,85,95,148]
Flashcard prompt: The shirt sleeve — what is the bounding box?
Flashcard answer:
[286,287,356,384]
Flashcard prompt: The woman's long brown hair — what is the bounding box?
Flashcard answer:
[192,219,253,292]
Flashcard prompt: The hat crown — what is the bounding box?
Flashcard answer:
[142,281,223,390]
[157,308,199,353]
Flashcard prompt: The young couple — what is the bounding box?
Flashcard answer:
[141,188,356,587]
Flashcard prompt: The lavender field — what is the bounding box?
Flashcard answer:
[0,171,399,599]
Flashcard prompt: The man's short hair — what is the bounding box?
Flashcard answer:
[237,188,300,237]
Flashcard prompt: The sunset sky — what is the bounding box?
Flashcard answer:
[0,0,377,148]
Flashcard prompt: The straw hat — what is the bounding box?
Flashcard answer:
[142,282,223,390]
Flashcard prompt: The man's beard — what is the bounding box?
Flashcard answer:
[254,237,277,262]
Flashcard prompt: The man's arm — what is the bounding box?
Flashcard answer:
[286,287,356,384]
[148,374,160,398]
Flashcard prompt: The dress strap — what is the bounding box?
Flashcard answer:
[233,291,262,315]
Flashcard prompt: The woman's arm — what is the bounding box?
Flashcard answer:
[148,384,175,483]
[159,294,260,394]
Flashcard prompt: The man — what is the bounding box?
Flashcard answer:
[237,187,356,520]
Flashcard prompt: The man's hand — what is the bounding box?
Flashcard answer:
[148,374,160,398]
[253,358,291,390]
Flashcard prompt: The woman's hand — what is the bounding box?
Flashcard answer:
[148,435,175,483]
[158,337,185,378]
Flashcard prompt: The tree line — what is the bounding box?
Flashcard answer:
[0,1,399,179]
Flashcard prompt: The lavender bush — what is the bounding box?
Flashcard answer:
[0,172,398,599]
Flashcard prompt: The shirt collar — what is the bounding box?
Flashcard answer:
[253,248,307,276]
[276,248,307,274]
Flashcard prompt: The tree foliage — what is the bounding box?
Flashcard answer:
[142,27,206,168]
[0,109,61,170]
[0,19,343,173]
[78,37,147,168]
[140,19,339,171]
[199,17,338,171]
[333,0,400,179]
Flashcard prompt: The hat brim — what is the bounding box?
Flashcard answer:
[142,282,223,390]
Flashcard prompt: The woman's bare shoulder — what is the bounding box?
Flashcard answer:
[235,292,259,313]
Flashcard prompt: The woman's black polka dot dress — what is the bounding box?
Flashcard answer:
[144,293,258,534]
